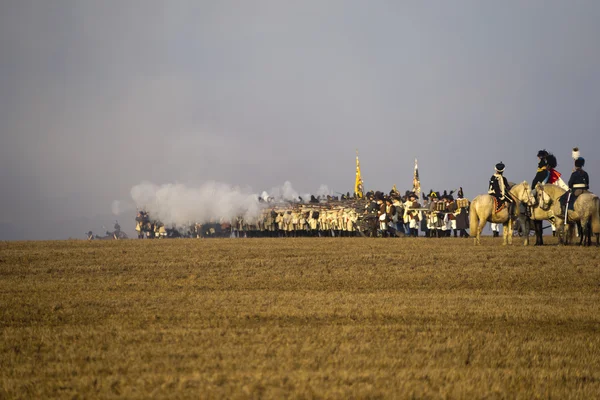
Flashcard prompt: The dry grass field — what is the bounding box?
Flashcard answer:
[1,237,600,399]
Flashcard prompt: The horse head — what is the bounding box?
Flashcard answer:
[535,183,553,211]
[512,181,535,206]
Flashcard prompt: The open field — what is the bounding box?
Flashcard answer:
[1,238,600,399]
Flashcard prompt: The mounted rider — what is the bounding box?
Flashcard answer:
[488,162,513,209]
[532,150,550,189]
[531,150,557,245]
[563,154,590,211]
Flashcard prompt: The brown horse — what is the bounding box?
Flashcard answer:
[535,183,600,246]
[470,182,535,245]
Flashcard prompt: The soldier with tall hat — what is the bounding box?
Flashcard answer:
[488,162,512,206]
[532,150,550,188]
[566,147,590,206]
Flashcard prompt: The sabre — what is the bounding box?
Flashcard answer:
[565,190,571,222]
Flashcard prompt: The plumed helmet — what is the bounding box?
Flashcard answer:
[495,162,505,173]
[537,149,548,158]
[575,157,585,168]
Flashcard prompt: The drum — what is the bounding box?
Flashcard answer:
[457,198,469,208]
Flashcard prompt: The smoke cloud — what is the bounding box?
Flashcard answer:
[129,180,325,226]
[111,200,121,216]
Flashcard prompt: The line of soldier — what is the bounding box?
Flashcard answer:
[362,188,470,238]
[134,187,472,239]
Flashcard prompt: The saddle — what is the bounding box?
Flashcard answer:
[559,192,575,212]
[493,197,507,214]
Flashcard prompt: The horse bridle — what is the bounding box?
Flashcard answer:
[537,184,553,211]
[519,183,534,206]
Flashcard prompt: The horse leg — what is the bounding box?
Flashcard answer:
[502,219,512,245]
[555,219,565,245]
[520,215,530,246]
[580,220,588,247]
[470,208,480,245]
[533,220,543,246]
[586,221,592,247]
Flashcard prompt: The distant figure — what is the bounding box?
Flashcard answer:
[490,223,500,238]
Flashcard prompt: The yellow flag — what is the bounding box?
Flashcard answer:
[412,158,421,196]
[354,150,364,198]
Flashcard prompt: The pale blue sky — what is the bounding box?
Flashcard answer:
[1,1,599,239]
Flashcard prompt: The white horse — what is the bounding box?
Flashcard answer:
[470,181,535,245]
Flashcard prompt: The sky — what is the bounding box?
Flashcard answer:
[1,0,599,240]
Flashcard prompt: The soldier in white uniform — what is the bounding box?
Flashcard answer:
[403,192,421,237]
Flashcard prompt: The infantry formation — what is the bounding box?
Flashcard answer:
[133,189,470,239]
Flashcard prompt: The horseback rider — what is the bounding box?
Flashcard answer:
[532,150,550,189]
[531,150,554,245]
[545,153,567,189]
[488,162,512,206]
[565,156,590,209]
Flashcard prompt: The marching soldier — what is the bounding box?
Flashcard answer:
[444,192,457,237]
[403,192,421,237]
[276,212,284,237]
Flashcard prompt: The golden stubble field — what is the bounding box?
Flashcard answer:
[1,237,599,399]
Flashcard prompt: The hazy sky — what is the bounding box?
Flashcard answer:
[1,1,599,239]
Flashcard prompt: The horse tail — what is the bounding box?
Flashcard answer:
[470,198,479,234]
[592,196,600,234]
